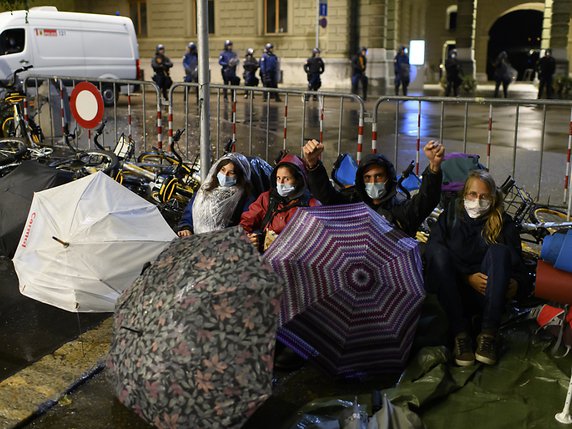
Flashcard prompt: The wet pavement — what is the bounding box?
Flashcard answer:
[3,82,572,428]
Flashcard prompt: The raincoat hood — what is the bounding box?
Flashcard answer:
[207,152,251,184]
[355,153,397,203]
[270,154,308,192]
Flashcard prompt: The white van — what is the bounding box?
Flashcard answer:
[0,6,140,105]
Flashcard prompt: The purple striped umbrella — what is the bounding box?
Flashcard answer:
[263,203,425,377]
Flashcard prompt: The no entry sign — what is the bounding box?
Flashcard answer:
[69,82,104,129]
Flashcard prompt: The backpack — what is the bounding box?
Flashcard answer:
[331,153,358,189]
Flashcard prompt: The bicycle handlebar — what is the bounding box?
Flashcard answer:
[0,65,33,89]
[93,120,108,150]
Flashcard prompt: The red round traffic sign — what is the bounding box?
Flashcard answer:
[69,82,104,129]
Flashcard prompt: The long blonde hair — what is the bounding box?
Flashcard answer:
[460,170,504,244]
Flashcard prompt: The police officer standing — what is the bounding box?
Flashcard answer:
[219,40,240,100]
[537,48,556,99]
[151,44,173,103]
[304,48,325,100]
[183,42,199,102]
[260,43,281,101]
[243,48,259,98]
[444,49,463,97]
[351,47,368,100]
[394,46,410,96]
[183,42,198,83]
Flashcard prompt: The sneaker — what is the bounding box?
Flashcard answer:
[453,332,475,366]
[475,333,497,365]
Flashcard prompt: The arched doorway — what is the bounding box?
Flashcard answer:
[487,9,543,80]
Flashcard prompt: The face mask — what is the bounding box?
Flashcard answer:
[464,198,491,218]
[217,172,237,188]
[276,183,296,197]
[365,182,386,200]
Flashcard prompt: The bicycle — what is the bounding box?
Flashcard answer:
[47,125,118,179]
[0,65,44,145]
[500,176,572,255]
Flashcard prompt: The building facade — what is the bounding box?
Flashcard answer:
[3,0,572,90]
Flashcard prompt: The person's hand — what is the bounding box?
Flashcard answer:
[467,272,487,295]
[506,278,518,299]
[178,229,192,237]
[423,140,445,173]
[303,139,324,169]
[247,233,259,247]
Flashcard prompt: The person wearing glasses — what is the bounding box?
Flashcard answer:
[424,170,529,367]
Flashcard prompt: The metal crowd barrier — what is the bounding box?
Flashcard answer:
[371,95,572,215]
[23,75,162,152]
[16,75,572,217]
[167,82,366,167]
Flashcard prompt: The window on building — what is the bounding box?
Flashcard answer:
[194,0,215,34]
[446,5,457,31]
[208,0,215,34]
[130,0,148,37]
[265,0,288,33]
[0,28,24,56]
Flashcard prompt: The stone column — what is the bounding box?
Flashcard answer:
[456,0,477,77]
[356,0,393,93]
[549,0,572,75]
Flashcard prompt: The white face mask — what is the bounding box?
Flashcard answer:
[365,182,386,200]
[217,172,237,188]
[464,198,491,218]
[276,183,296,197]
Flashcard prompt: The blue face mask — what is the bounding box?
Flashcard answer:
[217,172,237,188]
[276,183,296,197]
[365,182,386,200]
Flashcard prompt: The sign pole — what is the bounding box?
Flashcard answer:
[197,0,211,181]
[315,0,319,50]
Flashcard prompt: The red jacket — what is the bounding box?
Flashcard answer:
[240,190,320,235]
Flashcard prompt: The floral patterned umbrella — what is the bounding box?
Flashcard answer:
[264,203,425,378]
[107,226,283,429]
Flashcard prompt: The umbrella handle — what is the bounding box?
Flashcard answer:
[52,236,69,248]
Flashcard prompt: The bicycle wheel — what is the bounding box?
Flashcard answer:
[530,205,570,238]
[531,206,569,223]
[50,150,119,177]
[0,137,26,165]
[1,117,15,137]
[137,152,178,174]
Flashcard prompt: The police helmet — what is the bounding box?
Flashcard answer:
[156,44,165,53]
[224,39,233,48]
[312,48,320,55]
[188,42,196,51]
[265,43,273,51]
[246,48,254,55]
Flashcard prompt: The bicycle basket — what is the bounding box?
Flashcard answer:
[113,134,135,160]
[501,177,534,226]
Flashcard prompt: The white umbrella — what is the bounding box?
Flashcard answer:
[13,171,176,312]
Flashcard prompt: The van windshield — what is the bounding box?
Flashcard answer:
[0,28,25,56]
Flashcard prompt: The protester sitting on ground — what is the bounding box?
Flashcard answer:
[302,139,445,236]
[424,170,529,367]
[177,152,254,236]
[240,153,320,253]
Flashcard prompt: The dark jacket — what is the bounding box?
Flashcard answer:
[183,52,198,82]
[152,54,173,76]
[306,153,442,236]
[426,199,529,287]
[351,52,366,75]
[394,53,410,82]
[537,55,556,80]
[304,56,325,75]
[243,54,259,85]
[445,56,462,83]
[260,52,279,75]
